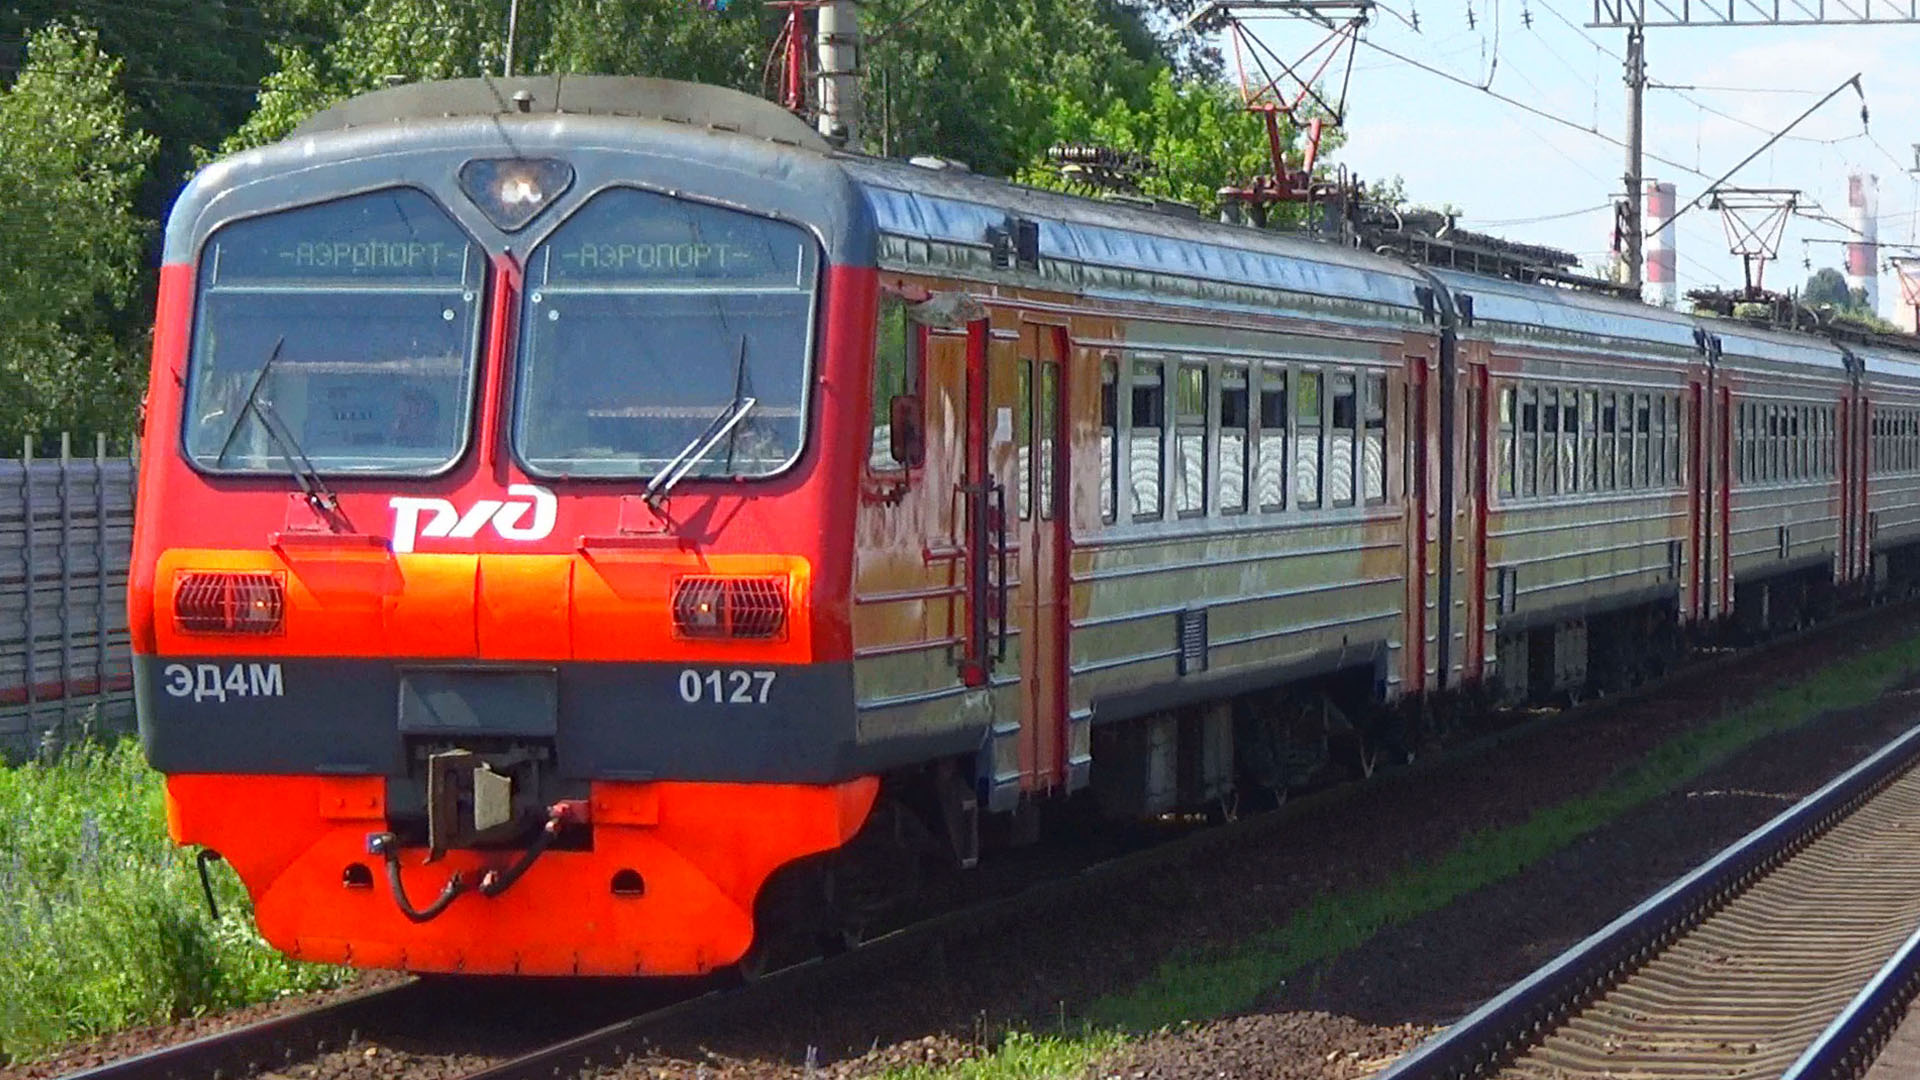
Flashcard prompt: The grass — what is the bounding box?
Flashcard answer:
[887,629,1920,1080]
[0,736,349,1065]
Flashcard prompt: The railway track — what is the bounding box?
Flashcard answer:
[52,599,1920,1080]
[1379,718,1920,1080]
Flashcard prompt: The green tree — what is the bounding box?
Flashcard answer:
[860,0,1163,174]
[1804,267,1853,310]
[1018,68,1342,219]
[0,24,157,450]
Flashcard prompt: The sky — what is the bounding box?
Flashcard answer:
[1225,5,1920,315]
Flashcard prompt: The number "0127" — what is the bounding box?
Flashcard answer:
[677,669,777,705]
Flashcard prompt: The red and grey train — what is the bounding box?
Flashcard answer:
[130,74,1920,976]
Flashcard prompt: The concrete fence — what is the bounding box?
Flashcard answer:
[1,435,138,761]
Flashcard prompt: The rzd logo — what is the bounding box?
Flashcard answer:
[389,484,557,553]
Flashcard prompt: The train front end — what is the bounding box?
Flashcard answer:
[127,79,879,975]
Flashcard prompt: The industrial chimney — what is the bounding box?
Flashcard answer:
[1846,171,1879,315]
[1645,180,1677,307]
[817,0,859,146]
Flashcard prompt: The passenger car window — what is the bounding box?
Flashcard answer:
[1364,373,1387,504]
[1329,373,1356,506]
[1219,366,1249,513]
[1294,370,1322,508]
[1497,385,1515,498]
[1131,359,1164,519]
[1174,364,1207,517]
[1258,366,1288,510]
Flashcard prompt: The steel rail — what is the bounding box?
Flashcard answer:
[1781,914,1920,1080]
[1375,718,1920,1080]
[55,979,426,1080]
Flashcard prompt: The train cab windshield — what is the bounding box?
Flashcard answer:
[182,188,486,474]
[512,188,819,479]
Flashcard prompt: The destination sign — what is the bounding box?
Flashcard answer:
[535,188,812,287]
[558,241,765,275]
[207,188,476,285]
[276,239,468,273]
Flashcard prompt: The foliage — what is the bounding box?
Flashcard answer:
[889,628,1920,1080]
[0,738,349,1064]
[1803,266,1856,309]
[1793,267,1897,331]
[1017,68,1347,221]
[0,24,156,452]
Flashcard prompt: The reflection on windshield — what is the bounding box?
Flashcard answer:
[513,188,819,479]
[183,188,484,473]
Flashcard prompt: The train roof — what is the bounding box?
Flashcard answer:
[839,156,1432,320]
[183,74,1920,379]
[290,75,832,151]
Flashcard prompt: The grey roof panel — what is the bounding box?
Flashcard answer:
[842,157,1431,313]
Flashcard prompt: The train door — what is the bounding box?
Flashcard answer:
[962,319,1069,807]
[1687,379,1708,620]
[1012,323,1069,791]
[1839,388,1856,583]
[959,318,1020,811]
[1716,383,1733,616]
[1403,352,1431,693]
[1464,356,1490,681]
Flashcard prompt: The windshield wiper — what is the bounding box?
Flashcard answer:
[645,336,759,506]
[212,337,340,515]
[213,337,283,466]
[644,395,757,506]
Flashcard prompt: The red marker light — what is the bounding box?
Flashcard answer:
[671,575,788,640]
[174,571,286,635]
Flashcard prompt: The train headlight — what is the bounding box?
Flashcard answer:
[173,571,286,635]
[457,158,573,232]
[671,575,788,640]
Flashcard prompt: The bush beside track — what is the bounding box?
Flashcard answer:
[0,738,348,1064]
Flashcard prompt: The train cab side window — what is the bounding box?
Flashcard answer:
[1174,364,1208,517]
[1330,373,1357,506]
[1258,365,1288,511]
[1100,359,1118,523]
[1130,360,1164,520]
[1497,384,1516,498]
[870,296,923,472]
[1519,386,1538,497]
[1364,373,1388,505]
[1581,390,1598,492]
[1220,366,1250,514]
[1539,387,1559,496]
[1295,370,1323,508]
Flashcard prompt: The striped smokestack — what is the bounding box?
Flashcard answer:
[1645,180,1677,306]
[1846,171,1879,314]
